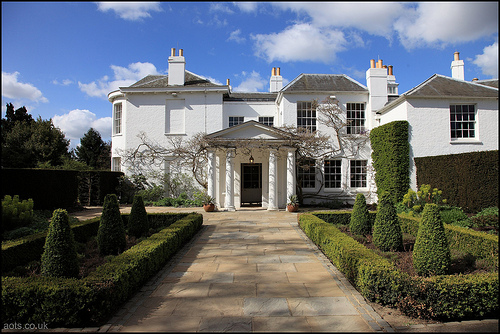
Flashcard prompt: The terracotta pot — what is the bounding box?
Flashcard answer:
[203,204,215,212]
[287,204,299,212]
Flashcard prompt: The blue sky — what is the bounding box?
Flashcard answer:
[2,2,498,148]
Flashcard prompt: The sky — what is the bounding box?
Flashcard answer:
[2,2,498,148]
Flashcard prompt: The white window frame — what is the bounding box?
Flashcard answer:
[229,116,244,127]
[113,103,122,135]
[350,160,367,188]
[297,158,316,189]
[258,116,274,127]
[297,101,316,132]
[450,104,476,140]
[112,157,121,172]
[346,103,365,135]
[324,159,342,189]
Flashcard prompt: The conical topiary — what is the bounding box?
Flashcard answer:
[97,194,126,256]
[350,193,371,235]
[41,209,79,278]
[372,192,403,251]
[128,195,149,238]
[413,203,451,276]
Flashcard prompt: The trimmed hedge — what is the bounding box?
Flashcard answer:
[415,150,498,213]
[370,120,410,204]
[2,213,189,273]
[2,213,203,327]
[301,212,498,320]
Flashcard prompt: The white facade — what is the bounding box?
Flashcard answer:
[109,49,498,209]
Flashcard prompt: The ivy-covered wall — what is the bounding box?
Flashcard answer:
[415,150,498,213]
[370,120,410,203]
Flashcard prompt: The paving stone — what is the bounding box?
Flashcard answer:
[243,297,291,317]
[307,315,374,332]
[252,316,313,332]
[198,317,252,332]
[257,283,309,297]
[288,297,359,316]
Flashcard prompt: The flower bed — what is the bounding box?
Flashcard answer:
[1,212,203,327]
[299,212,498,320]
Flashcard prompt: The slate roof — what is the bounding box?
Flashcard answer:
[476,79,498,89]
[127,70,224,88]
[224,92,278,102]
[404,74,498,98]
[283,74,367,92]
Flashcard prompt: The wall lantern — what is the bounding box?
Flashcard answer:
[249,155,254,164]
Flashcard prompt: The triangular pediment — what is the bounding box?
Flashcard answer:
[206,121,293,141]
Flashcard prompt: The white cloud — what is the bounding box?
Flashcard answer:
[252,23,346,63]
[473,41,499,78]
[52,79,73,86]
[1,71,48,103]
[52,109,112,147]
[228,29,246,43]
[234,2,259,13]
[209,3,234,14]
[96,2,162,21]
[233,71,267,92]
[79,62,159,98]
[394,2,499,49]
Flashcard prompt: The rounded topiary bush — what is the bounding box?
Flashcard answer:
[350,193,371,236]
[372,192,403,252]
[41,209,79,278]
[413,203,451,276]
[128,195,149,238]
[97,194,126,256]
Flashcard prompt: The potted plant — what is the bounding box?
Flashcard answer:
[202,193,216,212]
[287,195,299,212]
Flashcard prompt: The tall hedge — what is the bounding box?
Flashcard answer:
[97,194,126,256]
[370,120,410,204]
[41,209,79,278]
[415,150,498,213]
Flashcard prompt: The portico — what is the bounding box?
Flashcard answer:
[205,121,297,211]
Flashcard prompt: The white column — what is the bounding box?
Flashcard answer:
[286,147,296,210]
[225,148,236,211]
[207,149,216,200]
[268,149,278,211]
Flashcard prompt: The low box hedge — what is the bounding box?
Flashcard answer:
[2,212,189,273]
[1,212,203,327]
[300,213,498,320]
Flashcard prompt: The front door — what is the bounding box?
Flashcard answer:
[241,163,262,206]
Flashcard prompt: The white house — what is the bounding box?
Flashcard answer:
[109,49,498,210]
[376,52,499,189]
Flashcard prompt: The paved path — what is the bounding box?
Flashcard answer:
[100,209,390,332]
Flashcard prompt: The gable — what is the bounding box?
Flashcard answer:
[206,121,293,141]
[283,74,367,92]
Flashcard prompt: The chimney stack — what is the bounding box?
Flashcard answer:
[168,47,186,86]
[451,51,464,80]
[388,65,393,76]
[370,59,375,68]
[269,67,283,92]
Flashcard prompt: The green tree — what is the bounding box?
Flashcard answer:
[97,194,126,255]
[1,104,69,168]
[128,195,149,238]
[41,209,79,278]
[372,192,403,251]
[350,193,371,235]
[413,204,451,276]
[74,128,111,169]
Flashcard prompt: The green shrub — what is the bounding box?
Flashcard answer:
[439,206,468,224]
[2,195,34,232]
[127,195,149,238]
[97,194,126,256]
[350,193,371,235]
[373,193,403,252]
[40,209,79,278]
[413,204,451,276]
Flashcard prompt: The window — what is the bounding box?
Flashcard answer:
[346,103,365,134]
[112,157,121,172]
[324,159,342,189]
[297,158,316,188]
[229,116,244,127]
[297,101,316,132]
[113,103,122,135]
[350,160,367,188]
[450,104,475,139]
[258,116,274,126]
[388,86,397,95]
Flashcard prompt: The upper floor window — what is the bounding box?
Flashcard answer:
[112,157,121,172]
[297,101,316,132]
[259,116,274,127]
[388,86,397,95]
[346,103,365,135]
[113,103,122,135]
[324,159,342,189]
[229,116,244,127]
[297,158,316,189]
[350,160,367,188]
[450,104,475,139]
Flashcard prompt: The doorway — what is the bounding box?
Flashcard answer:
[241,163,262,206]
